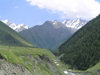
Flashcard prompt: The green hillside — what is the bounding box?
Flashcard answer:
[0,21,35,47]
[59,14,100,70]
[0,45,67,75]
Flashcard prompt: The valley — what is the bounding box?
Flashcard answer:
[0,15,100,75]
[0,8,100,75]
[0,0,100,75]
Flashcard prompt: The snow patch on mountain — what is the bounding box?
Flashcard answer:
[51,20,66,29]
[63,18,87,30]
[50,19,87,33]
[2,19,29,32]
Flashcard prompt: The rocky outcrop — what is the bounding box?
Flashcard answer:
[0,59,32,75]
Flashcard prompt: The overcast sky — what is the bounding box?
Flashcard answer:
[0,0,100,27]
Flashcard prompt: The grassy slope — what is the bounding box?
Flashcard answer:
[0,21,36,47]
[87,62,100,71]
[0,45,67,75]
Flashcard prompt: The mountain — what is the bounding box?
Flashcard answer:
[63,18,87,30]
[2,19,29,32]
[20,19,87,51]
[0,21,35,47]
[59,15,100,70]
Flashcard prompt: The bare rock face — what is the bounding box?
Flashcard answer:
[0,59,32,75]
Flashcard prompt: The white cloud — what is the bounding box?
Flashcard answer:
[26,0,100,19]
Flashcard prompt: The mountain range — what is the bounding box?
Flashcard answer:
[1,19,87,50]
[19,19,87,51]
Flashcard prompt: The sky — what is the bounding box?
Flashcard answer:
[0,0,100,27]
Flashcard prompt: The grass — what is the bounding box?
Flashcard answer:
[87,62,100,71]
[65,62,100,75]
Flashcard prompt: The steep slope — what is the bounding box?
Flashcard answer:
[20,20,74,51]
[2,19,29,32]
[0,21,35,47]
[59,15,100,70]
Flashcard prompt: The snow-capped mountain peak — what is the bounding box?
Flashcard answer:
[17,24,28,29]
[52,20,58,25]
[2,20,29,32]
[63,18,87,29]
[2,19,11,25]
[2,19,9,23]
[2,19,87,32]
[51,20,66,29]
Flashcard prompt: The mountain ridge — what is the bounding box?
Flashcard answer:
[20,19,87,51]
